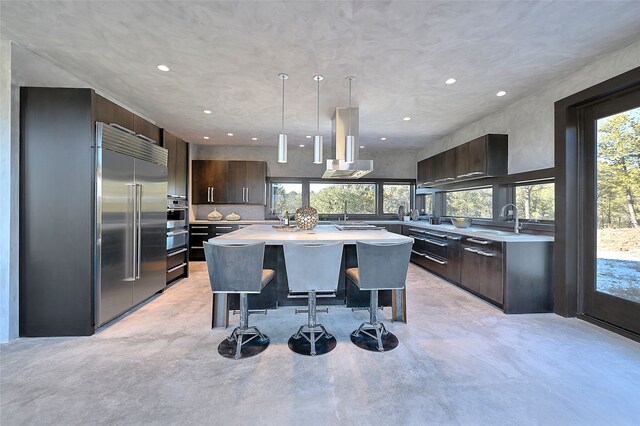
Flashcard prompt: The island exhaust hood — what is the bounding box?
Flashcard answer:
[322,107,373,179]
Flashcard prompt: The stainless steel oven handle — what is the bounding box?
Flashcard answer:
[167,248,188,257]
[167,263,187,273]
[167,230,189,237]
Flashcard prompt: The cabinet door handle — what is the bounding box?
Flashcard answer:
[467,238,490,245]
[207,187,211,202]
[476,250,496,257]
[245,187,249,202]
[211,187,215,202]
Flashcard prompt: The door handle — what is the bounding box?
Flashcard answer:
[126,183,136,281]
[136,184,142,279]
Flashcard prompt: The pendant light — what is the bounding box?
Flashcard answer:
[278,73,289,163]
[313,75,324,164]
[345,76,356,164]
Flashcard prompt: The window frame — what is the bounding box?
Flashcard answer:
[265,177,415,220]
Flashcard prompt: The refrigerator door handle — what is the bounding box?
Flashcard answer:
[136,183,142,279]
[126,183,137,281]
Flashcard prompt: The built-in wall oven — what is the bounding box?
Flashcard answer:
[167,195,189,283]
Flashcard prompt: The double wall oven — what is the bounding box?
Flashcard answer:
[167,195,189,283]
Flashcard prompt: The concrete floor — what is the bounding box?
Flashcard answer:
[1,263,639,426]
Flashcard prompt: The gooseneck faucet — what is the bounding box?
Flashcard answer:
[500,203,520,234]
[344,201,349,221]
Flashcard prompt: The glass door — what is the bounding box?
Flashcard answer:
[582,91,640,334]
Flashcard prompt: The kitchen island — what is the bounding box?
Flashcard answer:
[210,225,413,321]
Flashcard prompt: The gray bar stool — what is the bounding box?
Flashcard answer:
[283,241,344,356]
[347,240,412,352]
[204,240,274,359]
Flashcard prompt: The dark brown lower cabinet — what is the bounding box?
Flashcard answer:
[405,225,553,313]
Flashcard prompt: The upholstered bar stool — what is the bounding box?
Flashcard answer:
[204,240,275,360]
[283,241,344,356]
[347,240,412,352]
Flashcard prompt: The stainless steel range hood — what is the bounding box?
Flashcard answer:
[322,107,373,179]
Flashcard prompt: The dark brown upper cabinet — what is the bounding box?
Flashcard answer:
[192,160,266,205]
[92,93,133,131]
[162,130,189,198]
[133,115,160,144]
[418,134,507,187]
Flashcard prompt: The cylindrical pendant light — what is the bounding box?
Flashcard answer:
[278,73,289,163]
[345,76,356,164]
[313,75,324,164]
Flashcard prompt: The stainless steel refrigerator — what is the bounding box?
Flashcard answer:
[95,123,168,326]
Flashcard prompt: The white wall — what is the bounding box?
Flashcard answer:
[418,39,640,174]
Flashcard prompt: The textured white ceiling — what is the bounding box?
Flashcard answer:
[2,1,640,149]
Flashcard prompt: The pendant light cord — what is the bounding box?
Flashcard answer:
[317,78,320,133]
[281,77,285,134]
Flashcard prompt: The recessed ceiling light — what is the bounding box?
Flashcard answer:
[496,91,507,97]
[360,145,364,149]
[251,137,258,141]
[299,144,305,147]
[227,133,234,136]
[403,117,411,121]
[157,64,170,72]
[203,136,209,140]
[306,135,312,139]
[203,110,212,114]
[380,137,386,141]
[445,78,457,85]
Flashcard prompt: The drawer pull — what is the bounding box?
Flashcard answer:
[167,263,187,273]
[464,247,480,254]
[447,235,462,241]
[467,238,490,245]
[423,231,448,239]
[477,250,496,257]
[167,248,188,257]
[424,254,447,265]
[190,246,204,250]
[423,238,447,247]
[191,232,209,236]
[215,226,234,229]
[191,226,208,229]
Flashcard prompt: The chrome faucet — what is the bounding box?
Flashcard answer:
[500,203,521,234]
[343,201,349,221]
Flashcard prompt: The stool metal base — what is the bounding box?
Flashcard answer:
[350,322,399,352]
[288,325,337,356]
[217,326,270,360]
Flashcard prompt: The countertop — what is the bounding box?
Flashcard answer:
[212,224,413,245]
[192,219,553,243]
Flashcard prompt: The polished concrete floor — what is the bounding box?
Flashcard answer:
[2,263,639,425]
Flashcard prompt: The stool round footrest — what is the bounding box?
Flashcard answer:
[350,323,399,352]
[288,325,337,356]
[218,327,270,359]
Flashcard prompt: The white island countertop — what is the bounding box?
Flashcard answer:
[212,224,413,245]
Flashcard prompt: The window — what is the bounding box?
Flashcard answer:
[382,184,411,214]
[422,193,433,216]
[445,187,493,218]
[309,182,376,214]
[270,182,302,214]
[515,181,555,221]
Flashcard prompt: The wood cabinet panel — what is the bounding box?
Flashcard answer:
[163,131,177,196]
[228,161,246,204]
[192,160,265,204]
[245,161,266,204]
[174,138,188,198]
[133,115,160,144]
[92,94,133,130]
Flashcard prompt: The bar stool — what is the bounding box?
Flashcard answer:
[283,241,344,356]
[347,240,412,352]
[204,240,274,360]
